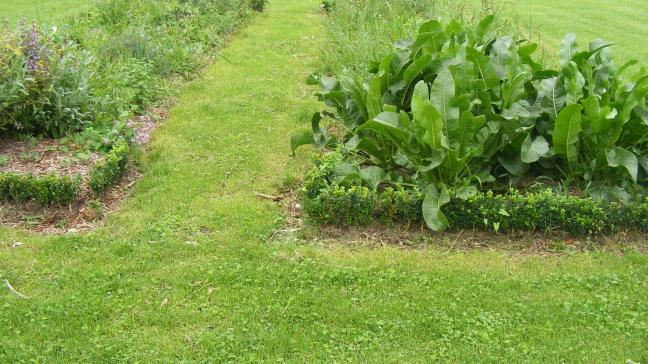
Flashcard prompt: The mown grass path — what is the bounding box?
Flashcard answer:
[1,0,647,362]
[0,0,92,22]
[513,0,648,64]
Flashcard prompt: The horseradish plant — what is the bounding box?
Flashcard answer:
[293,16,648,230]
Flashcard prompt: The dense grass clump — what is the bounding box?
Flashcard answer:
[321,0,511,75]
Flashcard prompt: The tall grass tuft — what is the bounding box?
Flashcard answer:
[321,0,516,75]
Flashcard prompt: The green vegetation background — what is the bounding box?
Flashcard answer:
[1,0,647,362]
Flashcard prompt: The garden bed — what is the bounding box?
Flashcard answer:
[292,12,648,238]
[0,107,169,232]
[0,165,140,233]
[275,172,648,252]
[0,0,264,231]
[0,139,102,179]
[0,137,134,232]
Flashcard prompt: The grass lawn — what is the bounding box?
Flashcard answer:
[513,0,648,63]
[1,0,647,362]
[0,0,91,23]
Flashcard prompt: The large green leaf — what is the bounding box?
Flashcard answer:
[466,46,499,89]
[311,112,332,148]
[412,79,430,104]
[290,130,313,156]
[471,15,495,46]
[520,134,549,163]
[559,33,578,71]
[502,71,527,109]
[564,63,585,105]
[334,163,362,186]
[498,155,528,177]
[422,184,450,231]
[430,68,459,126]
[415,20,446,53]
[419,149,447,172]
[345,135,385,161]
[360,166,386,190]
[357,112,409,148]
[538,77,566,119]
[553,104,583,166]
[403,53,433,90]
[366,77,383,120]
[452,110,485,157]
[606,147,638,183]
[518,42,542,71]
[412,98,446,149]
[572,41,614,65]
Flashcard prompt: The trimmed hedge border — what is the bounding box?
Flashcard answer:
[0,141,131,206]
[302,156,648,236]
[88,140,130,195]
[0,173,80,205]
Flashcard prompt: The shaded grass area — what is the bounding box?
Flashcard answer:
[0,0,91,22]
[0,0,647,362]
[513,0,648,64]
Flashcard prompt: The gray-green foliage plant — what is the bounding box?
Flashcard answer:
[0,22,97,137]
[294,17,648,230]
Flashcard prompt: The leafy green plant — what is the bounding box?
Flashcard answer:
[1,0,260,139]
[295,17,648,230]
[0,22,98,137]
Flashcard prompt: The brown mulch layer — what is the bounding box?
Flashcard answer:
[308,224,648,255]
[0,139,102,183]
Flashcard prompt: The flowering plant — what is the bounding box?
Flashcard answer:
[0,20,97,137]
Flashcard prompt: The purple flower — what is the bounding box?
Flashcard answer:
[21,22,49,77]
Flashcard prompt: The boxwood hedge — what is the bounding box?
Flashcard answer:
[0,173,80,205]
[302,155,648,235]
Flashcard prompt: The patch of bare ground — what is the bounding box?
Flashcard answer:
[0,139,102,182]
[272,188,648,255]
